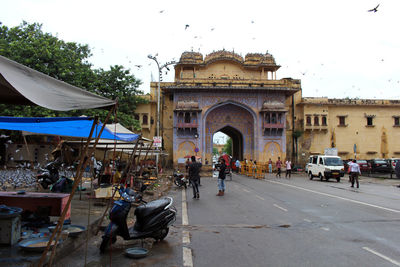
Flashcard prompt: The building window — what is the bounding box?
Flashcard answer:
[184,112,191,123]
[142,114,148,125]
[321,116,327,126]
[134,114,140,121]
[306,116,311,126]
[366,117,374,126]
[314,116,319,126]
[394,117,400,126]
[338,116,346,126]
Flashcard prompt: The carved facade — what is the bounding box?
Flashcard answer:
[137,50,400,167]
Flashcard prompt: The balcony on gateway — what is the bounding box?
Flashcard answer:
[174,101,201,133]
[260,101,287,136]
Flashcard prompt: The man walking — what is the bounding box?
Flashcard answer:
[276,157,282,178]
[216,158,226,196]
[348,159,361,188]
[285,159,292,179]
[268,158,273,174]
[235,159,240,173]
[188,156,202,199]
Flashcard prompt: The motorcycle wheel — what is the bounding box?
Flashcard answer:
[41,182,48,189]
[154,227,169,241]
[173,179,180,187]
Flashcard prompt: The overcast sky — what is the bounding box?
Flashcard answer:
[1,0,400,101]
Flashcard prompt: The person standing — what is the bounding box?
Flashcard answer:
[235,159,240,173]
[285,159,292,179]
[276,157,282,178]
[216,158,226,196]
[188,156,202,199]
[395,160,400,188]
[268,158,273,174]
[348,159,361,188]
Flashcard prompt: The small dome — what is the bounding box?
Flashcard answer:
[245,53,276,65]
[204,50,244,64]
[179,52,203,64]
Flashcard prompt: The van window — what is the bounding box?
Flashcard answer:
[319,158,323,164]
[312,157,317,164]
[325,157,343,166]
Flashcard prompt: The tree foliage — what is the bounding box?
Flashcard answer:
[0,21,145,130]
[222,138,232,156]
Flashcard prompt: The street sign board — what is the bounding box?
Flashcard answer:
[153,136,162,148]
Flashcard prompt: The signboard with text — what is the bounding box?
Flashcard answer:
[153,136,162,148]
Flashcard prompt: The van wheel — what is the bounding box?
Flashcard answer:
[319,173,323,181]
[336,177,341,182]
[309,172,313,180]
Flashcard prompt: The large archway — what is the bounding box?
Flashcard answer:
[204,102,255,161]
[215,126,243,160]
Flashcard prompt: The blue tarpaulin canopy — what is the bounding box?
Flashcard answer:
[0,117,139,142]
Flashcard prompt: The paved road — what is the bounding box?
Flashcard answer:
[178,173,400,267]
[58,173,400,267]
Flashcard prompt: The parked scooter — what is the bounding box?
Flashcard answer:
[36,161,61,189]
[100,185,177,253]
[173,170,188,188]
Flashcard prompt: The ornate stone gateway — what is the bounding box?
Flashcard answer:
[162,50,301,166]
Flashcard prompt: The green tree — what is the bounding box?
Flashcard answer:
[213,147,219,156]
[0,21,145,130]
[222,138,232,156]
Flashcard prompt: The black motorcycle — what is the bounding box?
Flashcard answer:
[173,170,188,188]
[36,161,61,189]
[100,185,177,253]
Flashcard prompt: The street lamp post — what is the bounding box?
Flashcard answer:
[148,55,175,172]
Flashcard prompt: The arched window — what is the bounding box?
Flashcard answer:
[322,116,327,126]
[142,114,148,125]
[306,116,311,126]
[314,116,319,126]
[184,112,191,123]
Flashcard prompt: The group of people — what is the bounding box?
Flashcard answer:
[271,157,292,178]
[186,156,228,199]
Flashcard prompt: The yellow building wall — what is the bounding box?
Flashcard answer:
[298,98,400,162]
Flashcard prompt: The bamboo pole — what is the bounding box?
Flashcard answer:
[94,136,141,235]
[39,105,115,267]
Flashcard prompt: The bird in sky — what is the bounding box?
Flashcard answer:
[185,24,190,30]
[368,4,379,12]
[210,28,215,31]
[159,10,164,13]
[135,65,142,68]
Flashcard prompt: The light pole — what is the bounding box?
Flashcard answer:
[148,55,175,172]
[147,55,175,138]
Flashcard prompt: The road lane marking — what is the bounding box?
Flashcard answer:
[362,247,400,266]
[183,247,194,267]
[304,219,312,223]
[273,204,288,212]
[243,188,250,193]
[182,230,190,244]
[256,195,265,201]
[321,227,330,231]
[182,189,189,226]
[266,180,400,214]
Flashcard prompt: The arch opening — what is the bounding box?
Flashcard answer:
[213,126,243,161]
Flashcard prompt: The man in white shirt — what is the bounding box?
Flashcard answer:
[348,159,361,188]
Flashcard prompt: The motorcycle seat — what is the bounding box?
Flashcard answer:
[135,198,170,219]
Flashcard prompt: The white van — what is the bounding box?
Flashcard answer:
[307,155,344,182]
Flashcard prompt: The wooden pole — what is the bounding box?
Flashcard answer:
[94,136,141,235]
[39,105,115,267]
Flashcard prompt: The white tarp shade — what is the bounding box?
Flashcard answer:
[0,55,116,110]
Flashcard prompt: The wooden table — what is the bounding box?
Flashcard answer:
[0,192,71,219]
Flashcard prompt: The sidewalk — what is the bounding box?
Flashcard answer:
[0,173,174,267]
